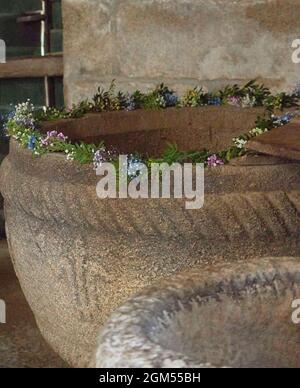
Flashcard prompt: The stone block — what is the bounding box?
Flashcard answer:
[246,118,300,161]
[62,0,300,105]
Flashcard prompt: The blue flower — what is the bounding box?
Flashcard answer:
[273,112,293,127]
[27,135,37,150]
[163,92,178,107]
[280,113,293,124]
[126,155,145,179]
[208,97,222,106]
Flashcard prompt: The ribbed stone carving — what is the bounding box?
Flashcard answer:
[1,140,300,367]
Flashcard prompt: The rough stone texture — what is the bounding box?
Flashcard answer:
[0,197,4,238]
[93,257,300,368]
[1,140,300,367]
[229,153,293,166]
[41,106,265,155]
[0,141,300,366]
[0,140,8,238]
[62,0,300,106]
[246,118,300,161]
[0,240,68,368]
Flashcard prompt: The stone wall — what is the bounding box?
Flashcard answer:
[0,140,8,237]
[62,0,300,106]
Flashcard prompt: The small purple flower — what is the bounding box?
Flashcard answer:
[40,138,50,146]
[16,117,35,129]
[57,132,68,141]
[207,154,224,167]
[93,147,118,170]
[41,130,68,147]
[47,130,58,137]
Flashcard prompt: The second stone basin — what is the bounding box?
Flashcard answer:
[93,257,300,368]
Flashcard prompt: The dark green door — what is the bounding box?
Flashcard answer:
[0,0,63,234]
[0,0,63,121]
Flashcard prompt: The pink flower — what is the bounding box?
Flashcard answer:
[41,138,50,146]
[57,132,68,141]
[207,154,224,167]
[227,96,242,107]
[47,130,58,138]
[40,130,68,147]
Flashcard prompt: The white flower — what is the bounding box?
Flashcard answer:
[249,127,268,137]
[241,94,256,108]
[66,151,75,161]
[233,137,248,149]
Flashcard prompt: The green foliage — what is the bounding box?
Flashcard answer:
[218,80,270,106]
[180,87,207,107]
[139,83,176,110]
[92,80,123,112]
[153,143,184,164]
[221,146,246,162]
[6,80,299,170]
[219,84,242,102]
[34,107,69,122]
[149,143,210,165]
[30,80,300,125]
[264,92,299,111]
[241,80,271,105]
[255,114,275,131]
[69,99,94,118]
[64,142,103,164]
[141,93,165,110]
[130,90,144,109]
[34,100,94,121]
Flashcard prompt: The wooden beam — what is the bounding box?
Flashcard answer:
[0,54,63,79]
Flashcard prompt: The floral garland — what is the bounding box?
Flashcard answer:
[2,81,298,178]
[30,80,300,122]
